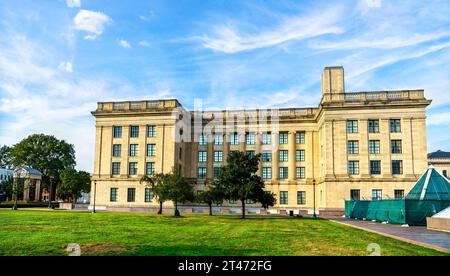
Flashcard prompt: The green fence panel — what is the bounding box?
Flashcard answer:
[345,200,406,224]
[405,200,450,226]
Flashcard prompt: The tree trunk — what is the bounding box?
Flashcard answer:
[209,203,213,216]
[241,199,246,219]
[174,201,180,217]
[158,201,163,214]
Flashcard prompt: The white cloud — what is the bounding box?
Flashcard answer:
[118,39,131,48]
[428,112,450,126]
[58,61,73,73]
[139,40,150,47]
[73,9,111,40]
[66,0,81,8]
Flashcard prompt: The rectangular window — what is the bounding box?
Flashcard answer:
[394,190,404,200]
[198,151,207,163]
[296,167,305,179]
[111,162,121,176]
[127,188,136,202]
[296,132,305,144]
[262,133,272,145]
[246,150,255,158]
[391,140,402,154]
[128,162,138,176]
[369,140,380,154]
[368,119,379,133]
[444,170,448,178]
[246,133,255,145]
[110,188,118,202]
[129,144,139,157]
[198,167,207,180]
[214,134,223,145]
[146,162,155,176]
[147,125,156,137]
[279,167,288,180]
[279,150,288,162]
[213,167,221,179]
[372,189,382,201]
[370,160,381,175]
[145,188,153,202]
[347,120,358,133]
[214,151,223,163]
[348,141,359,155]
[112,144,121,157]
[113,126,122,138]
[392,160,403,175]
[262,151,272,162]
[297,191,306,205]
[348,161,359,175]
[280,191,288,205]
[390,119,401,133]
[146,144,156,157]
[230,133,239,145]
[350,189,360,201]
[279,132,288,144]
[198,135,207,146]
[296,150,305,162]
[130,126,139,138]
[262,167,272,180]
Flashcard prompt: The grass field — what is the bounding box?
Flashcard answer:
[0,210,447,256]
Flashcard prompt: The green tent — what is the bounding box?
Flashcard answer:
[405,166,450,200]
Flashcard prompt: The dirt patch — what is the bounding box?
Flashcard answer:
[62,243,135,255]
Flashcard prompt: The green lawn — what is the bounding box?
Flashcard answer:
[0,210,447,256]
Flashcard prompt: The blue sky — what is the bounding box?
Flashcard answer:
[0,0,450,172]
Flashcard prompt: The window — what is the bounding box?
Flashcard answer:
[350,190,360,201]
[213,167,221,179]
[280,191,288,205]
[279,167,288,179]
[144,188,153,202]
[262,167,272,180]
[127,188,136,202]
[390,119,401,133]
[230,133,239,145]
[112,162,121,176]
[147,144,156,156]
[246,150,255,158]
[130,126,139,138]
[146,162,155,176]
[113,126,122,138]
[296,150,305,162]
[112,144,121,157]
[369,140,380,154]
[391,140,402,154]
[110,188,118,202]
[297,191,306,205]
[262,133,271,145]
[368,119,379,133]
[198,167,207,180]
[246,133,255,145]
[279,150,288,162]
[444,170,448,178]
[214,134,223,145]
[370,160,381,175]
[348,161,359,175]
[394,190,404,199]
[296,167,305,179]
[214,151,223,163]
[392,160,403,175]
[262,151,272,162]
[348,141,359,155]
[347,120,358,133]
[199,135,207,146]
[147,125,156,137]
[198,151,207,163]
[129,144,138,157]
[296,132,305,144]
[279,132,288,144]
[372,189,382,201]
[128,162,138,175]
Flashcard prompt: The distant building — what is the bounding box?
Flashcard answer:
[428,150,450,178]
[12,167,43,202]
[0,168,13,202]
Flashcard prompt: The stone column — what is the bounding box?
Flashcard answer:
[288,131,296,181]
[23,179,30,202]
[272,132,279,181]
[35,179,41,202]
[256,132,262,176]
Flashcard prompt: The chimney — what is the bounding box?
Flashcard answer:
[321,66,345,96]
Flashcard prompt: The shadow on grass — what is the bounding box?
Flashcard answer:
[123,244,261,256]
[218,215,324,221]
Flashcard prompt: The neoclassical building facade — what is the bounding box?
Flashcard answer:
[90,67,431,214]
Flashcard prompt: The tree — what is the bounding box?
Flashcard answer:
[0,145,12,169]
[5,177,24,210]
[57,168,91,203]
[140,173,171,214]
[165,166,195,217]
[196,184,224,216]
[217,151,276,219]
[10,134,76,201]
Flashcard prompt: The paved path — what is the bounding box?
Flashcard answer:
[328,217,450,253]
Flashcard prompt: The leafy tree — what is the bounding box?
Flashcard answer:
[10,134,76,200]
[57,168,91,203]
[196,184,224,216]
[0,145,12,169]
[140,173,171,214]
[5,177,24,210]
[165,166,195,217]
[217,151,276,219]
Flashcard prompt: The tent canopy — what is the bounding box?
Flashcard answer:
[405,166,450,201]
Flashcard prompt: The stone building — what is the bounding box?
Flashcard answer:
[90,66,431,214]
[12,167,42,202]
[428,150,450,178]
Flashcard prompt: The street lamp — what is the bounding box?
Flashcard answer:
[92,180,97,214]
[312,179,317,218]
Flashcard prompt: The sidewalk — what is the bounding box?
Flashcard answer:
[328,217,450,253]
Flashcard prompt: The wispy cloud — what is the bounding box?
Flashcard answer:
[66,0,81,8]
[139,40,150,47]
[118,39,131,48]
[74,9,112,40]
[58,61,73,73]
